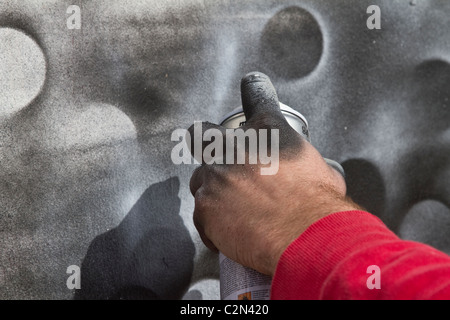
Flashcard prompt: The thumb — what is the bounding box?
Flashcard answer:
[240,72,286,126]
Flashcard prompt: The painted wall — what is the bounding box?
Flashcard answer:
[0,0,448,299]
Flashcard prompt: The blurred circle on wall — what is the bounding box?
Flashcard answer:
[260,6,323,80]
[0,27,46,118]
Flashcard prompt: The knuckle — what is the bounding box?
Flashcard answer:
[194,188,209,211]
[189,166,205,195]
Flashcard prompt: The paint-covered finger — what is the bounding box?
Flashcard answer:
[240,71,286,126]
[189,166,206,196]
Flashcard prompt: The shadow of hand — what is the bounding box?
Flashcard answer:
[75,177,195,300]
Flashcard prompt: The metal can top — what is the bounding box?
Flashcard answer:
[220,102,311,142]
[219,102,345,177]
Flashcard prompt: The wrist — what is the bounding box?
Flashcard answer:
[266,196,362,276]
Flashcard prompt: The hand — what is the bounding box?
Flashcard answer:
[188,72,361,276]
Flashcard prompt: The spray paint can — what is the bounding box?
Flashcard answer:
[218,102,344,300]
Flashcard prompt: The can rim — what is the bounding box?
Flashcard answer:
[219,102,309,127]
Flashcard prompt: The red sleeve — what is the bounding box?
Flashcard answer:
[270,210,450,300]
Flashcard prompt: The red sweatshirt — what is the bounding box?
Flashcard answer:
[270,210,450,300]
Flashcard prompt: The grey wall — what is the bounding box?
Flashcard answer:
[0,0,448,299]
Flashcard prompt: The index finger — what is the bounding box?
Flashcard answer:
[189,166,205,196]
